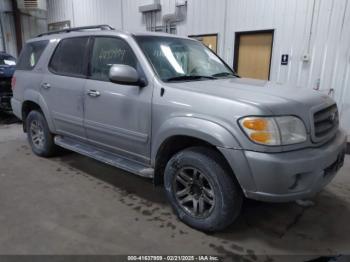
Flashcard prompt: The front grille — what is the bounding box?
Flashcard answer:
[313,104,339,139]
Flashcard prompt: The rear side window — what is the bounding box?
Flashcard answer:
[49,37,89,77]
[16,40,48,70]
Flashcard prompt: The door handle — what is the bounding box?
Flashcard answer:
[87,90,101,97]
[41,83,51,89]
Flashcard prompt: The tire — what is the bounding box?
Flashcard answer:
[164,147,243,232]
[26,110,58,157]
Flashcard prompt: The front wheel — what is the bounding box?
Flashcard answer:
[26,110,58,157]
[164,147,243,232]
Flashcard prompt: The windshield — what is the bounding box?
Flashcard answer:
[135,36,236,82]
[0,54,16,66]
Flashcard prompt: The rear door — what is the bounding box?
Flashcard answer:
[41,37,90,140]
[83,36,152,164]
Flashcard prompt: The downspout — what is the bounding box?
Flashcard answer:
[162,1,187,33]
[71,0,76,27]
[223,0,229,62]
[306,0,319,91]
[307,0,317,55]
[120,0,124,30]
[12,0,22,54]
[0,12,6,52]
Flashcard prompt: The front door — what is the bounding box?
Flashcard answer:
[234,31,274,80]
[84,37,152,164]
[41,37,90,140]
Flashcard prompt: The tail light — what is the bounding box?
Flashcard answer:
[11,76,16,90]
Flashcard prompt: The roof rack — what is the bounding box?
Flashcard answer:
[37,24,115,37]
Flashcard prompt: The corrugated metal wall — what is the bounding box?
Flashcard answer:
[47,0,74,25]
[0,0,17,56]
[122,0,154,32]
[47,0,152,31]
[21,13,47,43]
[0,0,48,57]
[47,0,350,139]
[72,0,122,28]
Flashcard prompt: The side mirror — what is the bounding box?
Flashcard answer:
[109,64,146,87]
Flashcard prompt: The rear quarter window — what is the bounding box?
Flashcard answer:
[16,40,49,70]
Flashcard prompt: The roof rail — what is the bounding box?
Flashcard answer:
[37,24,115,37]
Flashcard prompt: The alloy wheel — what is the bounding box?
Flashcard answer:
[173,167,216,218]
[30,120,45,150]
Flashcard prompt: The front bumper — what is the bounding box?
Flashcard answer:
[219,130,347,202]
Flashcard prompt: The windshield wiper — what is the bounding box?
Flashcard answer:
[212,72,240,78]
[164,75,217,82]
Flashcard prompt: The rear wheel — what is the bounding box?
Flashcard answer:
[26,110,58,157]
[164,147,243,232]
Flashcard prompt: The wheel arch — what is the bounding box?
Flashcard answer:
[152,117,242,185]
[22,90,55,133]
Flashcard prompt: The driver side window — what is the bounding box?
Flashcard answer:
[90,37,137,82]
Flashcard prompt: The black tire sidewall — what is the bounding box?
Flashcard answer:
[164,147,242,232]
[26,110,55,157]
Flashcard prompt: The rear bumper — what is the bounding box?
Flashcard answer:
[0,77,13,111]
[0,93,12,111]
[219,130,347,202]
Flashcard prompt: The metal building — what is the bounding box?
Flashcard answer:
[0,0,47,57]
[41,0,350,141]
[0,0,17,56]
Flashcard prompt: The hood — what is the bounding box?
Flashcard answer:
[167,77,335,115]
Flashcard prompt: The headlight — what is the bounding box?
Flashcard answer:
[239,116,307,146]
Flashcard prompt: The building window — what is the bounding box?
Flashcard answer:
[234,30,274,80]
[189,34,218,53]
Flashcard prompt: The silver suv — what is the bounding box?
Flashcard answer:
[11,25,347,232]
